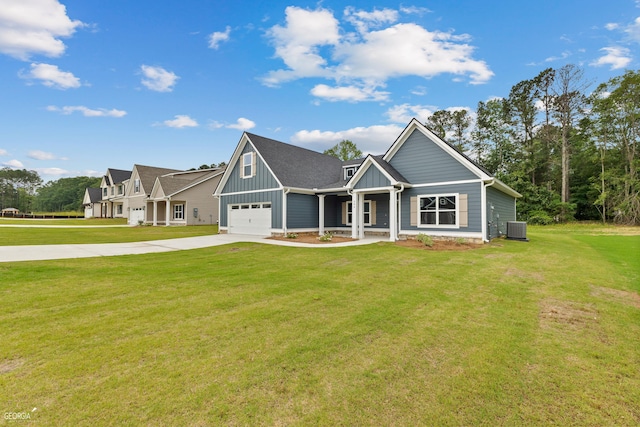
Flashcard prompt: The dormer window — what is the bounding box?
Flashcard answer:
[344,166,357,180]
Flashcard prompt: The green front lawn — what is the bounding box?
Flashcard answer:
[0,224,218,245]
[0,225,638,425]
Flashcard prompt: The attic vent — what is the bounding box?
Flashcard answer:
[506,221,528,241]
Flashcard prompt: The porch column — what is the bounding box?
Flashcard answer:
[389,189,396,242]
[165,198,170,226]
[358,193,365,239]
[318,195,325,236]
[153,201,158,226]
[351,192,358,239]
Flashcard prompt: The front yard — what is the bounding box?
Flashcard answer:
[0,225,638,425]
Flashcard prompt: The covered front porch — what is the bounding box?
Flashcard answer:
[148,198,187,226]
[316,187,401,242]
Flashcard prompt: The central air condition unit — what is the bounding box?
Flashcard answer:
[506,221,528,241]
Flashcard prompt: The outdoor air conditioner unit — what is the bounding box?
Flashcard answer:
[506,221,529,241]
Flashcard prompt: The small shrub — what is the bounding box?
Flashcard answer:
[528,210,554,225]
[454,237,466,245]
[416,233,434,247]
[318,232,333,242]
[286,233,298,239]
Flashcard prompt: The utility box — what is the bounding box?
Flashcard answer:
[506,221,529,241]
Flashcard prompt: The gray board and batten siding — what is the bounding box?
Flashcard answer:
[222,143,279,194]
[354,165,391,189]
[387,129,478,184]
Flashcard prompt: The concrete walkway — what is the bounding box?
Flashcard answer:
[0,234,384,263]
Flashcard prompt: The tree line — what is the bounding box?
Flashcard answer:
[423,65,639,225]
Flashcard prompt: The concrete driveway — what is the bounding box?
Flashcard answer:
[0,234,382,263]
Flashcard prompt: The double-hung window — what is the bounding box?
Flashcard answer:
[242,152,254,178]
[345,200,371,226]
[418,194,457,226]
[134,179,140,193]
[174,204,184,220]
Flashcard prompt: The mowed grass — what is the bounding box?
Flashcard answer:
[0,222,218,245]
[0,226,639,425]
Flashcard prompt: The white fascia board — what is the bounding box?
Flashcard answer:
[283,186,318,195]
[213,133,250,196]
[489,178,523,198]
[383,118,491,181]
[353,186,395,194]
[346,155,398,190]
[213,133,283,196]
[314,187,349,194]
[149,177,162,199]
[218,187,283,197]
[168,171,224,198]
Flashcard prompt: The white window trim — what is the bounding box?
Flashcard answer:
[134,179,140,193]
[417,193,459,228]
[346,200,371,226]
[241,152,254,179]
[174,204,184,220]
[343,166,357,180]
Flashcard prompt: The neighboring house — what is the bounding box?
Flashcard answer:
[82,188,102,218]
[125,164,182,225]
[214,118,521,242]
[99,168,132,218]
[148,168,225,226]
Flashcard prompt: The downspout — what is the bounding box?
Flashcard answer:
[483,179,495,242]
[212,194,220,231]
[395,184,405,240]
[282,188,290,236]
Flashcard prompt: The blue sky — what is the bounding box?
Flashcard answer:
[1,0,639,182]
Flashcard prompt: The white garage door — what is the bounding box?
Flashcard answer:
[129,207,146,225]
[228,203,272,235]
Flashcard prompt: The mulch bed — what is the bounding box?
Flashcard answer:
[269,234,482,250]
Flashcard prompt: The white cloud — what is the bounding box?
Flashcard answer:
[624,16,640,42]
[386,104,438,123]
[591,46,632,69]
[310,84,389,102]
[344,7,398,33]
[210,117,256,130]
[0,149,8,156]
[262,6,341,86]
[28,150,56,160]
[20,63,81,89]
[159,115,198,128]
[292,124,404,154]
[3,159,24,168]
[208,26,231,49]
[605,23,620,31]
[262,6,492,102]
[35,167,68,177]
[47,105,127,117]
[0,0,84,60]
[226,117,256,130]
[140,65,179,92]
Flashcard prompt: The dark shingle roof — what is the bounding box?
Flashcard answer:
[108,168,132,184]
[86,187,102,203]
[156,170,222,196]
[246,133,343,189]
[371,155,409,183]
[135,165,182,195]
